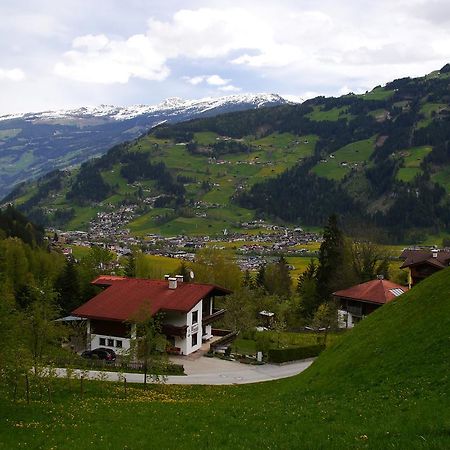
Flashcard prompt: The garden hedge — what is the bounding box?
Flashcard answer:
[267,344,325,363]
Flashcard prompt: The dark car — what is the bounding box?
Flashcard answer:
[81,347,116,361]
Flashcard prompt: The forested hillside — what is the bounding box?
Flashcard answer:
[5,65,450,241]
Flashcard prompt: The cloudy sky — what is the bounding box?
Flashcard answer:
[1,0,450,114]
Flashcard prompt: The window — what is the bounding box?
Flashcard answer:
[192,310,198,324]
[116,340,122,348]
[99,338,106,346]
[191,333,198,347]
[107,338,114,347]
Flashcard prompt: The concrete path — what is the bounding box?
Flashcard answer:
[54,357,314,385]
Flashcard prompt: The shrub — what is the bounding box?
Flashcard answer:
[267,345,325,363]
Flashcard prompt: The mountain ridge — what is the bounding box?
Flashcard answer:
[5,65,450,241]
[0,93,289,198]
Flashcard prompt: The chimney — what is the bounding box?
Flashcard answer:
[168,277,177,289]
[164,274,170,281]
[175,274,184,284]
[432,249,438,258]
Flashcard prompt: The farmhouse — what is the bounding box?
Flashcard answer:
[72,275,230,356]
[333,278,408,328]
[400,248,450,287]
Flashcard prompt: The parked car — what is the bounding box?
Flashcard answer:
[81,348,116,361]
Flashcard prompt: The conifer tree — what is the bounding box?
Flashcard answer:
[316,214,347,300]
[55,258,82,315]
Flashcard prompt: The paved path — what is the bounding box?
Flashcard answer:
[54,357,314,385]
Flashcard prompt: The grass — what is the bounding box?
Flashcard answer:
[360,87,395,101]
[432,166,450,193]
[416,103,447,128]
[396,146,432,182]
[0,128,21,139]
[306,106,353,122]
[1,268,449,448]
[312,136,376,180]
[232,331,342,355]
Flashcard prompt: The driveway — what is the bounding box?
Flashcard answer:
[54,357,314,385]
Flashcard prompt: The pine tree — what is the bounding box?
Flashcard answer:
[242,269,254,289]
[255,264,266,290]
[125,254,136,277]
[297,259,319,318]
[55,258,82,315]
[316,214,347,300]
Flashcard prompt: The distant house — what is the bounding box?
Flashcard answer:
[72,275,230,356]
[333,278,408,328]
[400,248,450,287]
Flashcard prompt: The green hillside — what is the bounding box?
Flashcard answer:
[1,269,449,448]
[5,64,450,239]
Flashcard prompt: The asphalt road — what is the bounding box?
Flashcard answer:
[54,357,314,385]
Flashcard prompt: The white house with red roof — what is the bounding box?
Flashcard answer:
[333,278,408,328]
[72,275,230,356]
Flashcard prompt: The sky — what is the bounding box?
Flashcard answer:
[1,0,450,114]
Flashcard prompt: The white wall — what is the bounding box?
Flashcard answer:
[184,301,203,355]
[90,333,130,355]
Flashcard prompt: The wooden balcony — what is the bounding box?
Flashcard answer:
[202,308,226,325]
[162,324,188,337]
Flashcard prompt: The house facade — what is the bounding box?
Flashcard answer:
[400,248,450,287]
[72,275,230,356]
[333,278,408,328]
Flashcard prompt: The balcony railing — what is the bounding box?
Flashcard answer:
[202,308,226,325]
[162,324,188,337]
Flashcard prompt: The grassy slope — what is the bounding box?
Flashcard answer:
[312,136,376,181]
[1,269,449,449]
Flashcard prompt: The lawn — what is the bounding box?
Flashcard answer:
[1,269,449,449]
[232,331,342,355]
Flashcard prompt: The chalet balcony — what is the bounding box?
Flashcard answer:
[202,308,226,325]
[162,323,188,337]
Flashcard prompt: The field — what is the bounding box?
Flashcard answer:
[0,128,21,139]
[360,86,395,101]
[1,268,449,449]
[312,136,376,180]
[124,132,318,236]
[232,331,342,354]
[306,105,353,122]
[416,103,447,128]
[396,146,432,182]
[432,165,450,193]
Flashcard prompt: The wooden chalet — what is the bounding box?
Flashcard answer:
[333,278,408,328]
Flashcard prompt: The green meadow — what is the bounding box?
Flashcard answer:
[1,268,449,449]
[312,136,376,181]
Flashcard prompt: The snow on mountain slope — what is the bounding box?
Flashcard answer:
[0,93,292,123]
[0,93,291,198]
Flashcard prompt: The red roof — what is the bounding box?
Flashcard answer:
[333,279,408,305]
[72,277,231,322]
[400,249,450,269]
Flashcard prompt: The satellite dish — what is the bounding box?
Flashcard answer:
[190,270,195,280]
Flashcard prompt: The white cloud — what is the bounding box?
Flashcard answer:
[182,74,237,92]
[218,84,241,92]
[0,68,25,81]
[206,75,229,86]
[184,75,205,85]
[55,33,169,84]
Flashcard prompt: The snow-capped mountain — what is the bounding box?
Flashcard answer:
[0,93,290,123]
[0,93,291,198]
